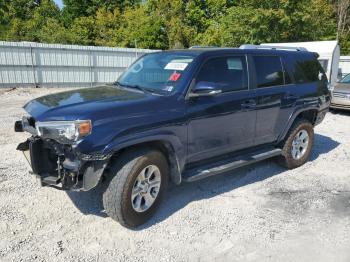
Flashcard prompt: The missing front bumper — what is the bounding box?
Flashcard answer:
[17,137,109,191]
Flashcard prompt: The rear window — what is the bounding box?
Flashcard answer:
[253,56,284,88]
[291,56,325,83]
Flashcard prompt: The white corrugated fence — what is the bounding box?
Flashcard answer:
[0,41,157,88]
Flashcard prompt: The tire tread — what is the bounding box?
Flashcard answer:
[102,148,168,228]
[278,119,314,169]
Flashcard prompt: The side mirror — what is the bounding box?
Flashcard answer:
[189,81,222,98]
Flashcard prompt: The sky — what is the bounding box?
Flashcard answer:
[53,0,64,9]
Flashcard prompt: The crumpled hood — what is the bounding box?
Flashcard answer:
[24,85,153,121]
[334,83,350,93]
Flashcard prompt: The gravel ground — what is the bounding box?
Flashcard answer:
[0,88,350,262]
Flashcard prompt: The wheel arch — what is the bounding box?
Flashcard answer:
[106,139,183,185]
[277,107,318,144]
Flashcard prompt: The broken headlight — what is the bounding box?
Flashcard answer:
[35,120,91,144]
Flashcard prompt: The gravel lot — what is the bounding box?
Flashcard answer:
[0,88,350,262]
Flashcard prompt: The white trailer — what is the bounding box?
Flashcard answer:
[339,56,350,78]
[261,41,340,88]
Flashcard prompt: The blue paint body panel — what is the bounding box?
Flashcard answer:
[23,48,331,174]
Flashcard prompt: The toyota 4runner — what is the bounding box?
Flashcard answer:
[15,46,330,228]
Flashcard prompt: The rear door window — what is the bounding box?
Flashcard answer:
[253,56,284,88]
[196,56,248,92]
[292,56,325,83]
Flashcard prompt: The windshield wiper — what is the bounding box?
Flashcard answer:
[114,81,163,95]
[114,81,148,93]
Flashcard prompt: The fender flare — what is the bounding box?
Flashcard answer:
[277,106,319,144]
[102,131,185,185]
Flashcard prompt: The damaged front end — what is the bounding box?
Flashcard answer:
[15,117,111,191]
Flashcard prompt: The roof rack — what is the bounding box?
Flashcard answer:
[239,44,307,52]
[189,46,219,49]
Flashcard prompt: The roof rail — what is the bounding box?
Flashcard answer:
[239,44,307,52]
[189,46,218,49]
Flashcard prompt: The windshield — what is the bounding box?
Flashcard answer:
[341,74,350,83]
[116,53,196,94]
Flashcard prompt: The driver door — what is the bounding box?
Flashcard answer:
[186,55,257,163]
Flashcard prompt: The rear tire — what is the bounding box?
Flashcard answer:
[103,148,169,228]
[278,119,314,169]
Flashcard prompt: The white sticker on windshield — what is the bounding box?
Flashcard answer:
[164,62,188,71]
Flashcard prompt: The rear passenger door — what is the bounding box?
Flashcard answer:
[252,55,296,145]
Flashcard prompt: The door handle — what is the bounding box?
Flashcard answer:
[241,99,256,109]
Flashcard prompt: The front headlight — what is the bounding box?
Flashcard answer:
[36,120,91,143]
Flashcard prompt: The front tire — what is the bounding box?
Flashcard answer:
[278,119,314,169]
[103,148,169,228]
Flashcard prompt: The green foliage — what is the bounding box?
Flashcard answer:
[340,34,350,55]
[0,0,348,54]
[91,0,141,12]
[62,0,93,25]
[216,6,286,46]
[38,18,71,44]
[5,0,39,20]
[2,0,65,42]
[94,7,122,47]
[62,0,140,25]
[0,0,8,23]
[117,6,167,49]
[69,16,96,45]
[5,18,27,41]
[24,0,61,42]
[199,0,337,48]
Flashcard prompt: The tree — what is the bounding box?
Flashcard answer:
[300,0,336,41]
[69,16,96,45]
[117,5,167,49]
[91,0,140,12]
[0,0,346,55]
[341,36,350,54]
[146,0,200,48]
[333,0,350,39]
[62,0,140,25]
[332,0,350,54]
[62,0,93,25]
[0,0,7,20]
[211,6,286,47]
[5,0,40,20]
[38,18,70,44]
[5,18,27,41]
[0,0,9,38]
[199,0,336,47]
[2,0,62,42]
[23,0,62,42]
[94,7,122,46]
[1,0,39,39]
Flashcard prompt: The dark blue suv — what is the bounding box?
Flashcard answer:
[15,46,330,228]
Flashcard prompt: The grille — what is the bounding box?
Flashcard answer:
[333,92,350,99]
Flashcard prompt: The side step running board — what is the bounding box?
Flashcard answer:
[41,176,61,186]
[183,148,282,183]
